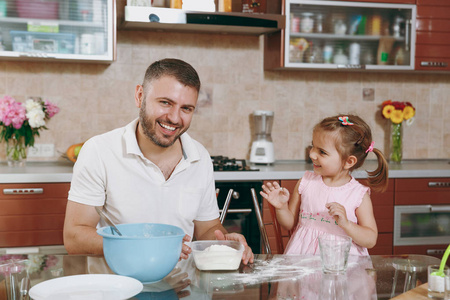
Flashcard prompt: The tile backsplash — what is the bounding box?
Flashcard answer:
[1,30,449,162]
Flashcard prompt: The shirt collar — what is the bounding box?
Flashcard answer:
[123,118,200,163]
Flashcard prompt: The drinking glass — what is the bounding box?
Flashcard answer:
[428,265,449,299]
[318,234,352,274]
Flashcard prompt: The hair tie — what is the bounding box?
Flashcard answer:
[365,141,375,153]
[338,116,354,125]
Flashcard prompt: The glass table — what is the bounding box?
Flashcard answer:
[0,253,441,299]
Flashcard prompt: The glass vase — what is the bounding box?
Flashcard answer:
[6,136,27,167]
[390,122,403,163]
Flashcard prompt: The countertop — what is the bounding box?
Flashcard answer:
[1,253,440,299]
[0,159,449,183]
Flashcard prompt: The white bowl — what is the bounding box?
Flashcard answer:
[191,240,244,271]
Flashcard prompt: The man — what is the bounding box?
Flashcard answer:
[63,58,253,264]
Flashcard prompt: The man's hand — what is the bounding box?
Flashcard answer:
[214,230,254,265]
[179,234,192,261]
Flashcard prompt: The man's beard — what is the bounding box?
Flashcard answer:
[138,103,186,148]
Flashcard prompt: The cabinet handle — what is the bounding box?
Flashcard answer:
[420,61,448,68]
[218,209,252,214]
[337,64,365,69]
[428,182,450,188]
[3,188,44,195]
[427,249,446,255]
[430,205,450,212]
[405,19,410,51]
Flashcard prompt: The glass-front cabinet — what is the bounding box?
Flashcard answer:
[0,0,116,63]
[283,0,416,70]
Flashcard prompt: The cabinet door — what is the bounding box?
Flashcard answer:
[272,0,416,71]
[0,0,116,63]
[415,0,450,71]
[0,183,70,247]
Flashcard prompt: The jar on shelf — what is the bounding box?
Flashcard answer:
[291,14,300,33]
[315,14,323,33]
[334,19,347,35]
[333,48,348,64]
[300,12,314,33]
[323,45,333,63]
[349,42,360,65]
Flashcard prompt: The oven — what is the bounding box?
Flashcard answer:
[212,156,263,254]
[394,205,450,257]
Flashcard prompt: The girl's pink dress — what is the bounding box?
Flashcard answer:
[284,171,370,256]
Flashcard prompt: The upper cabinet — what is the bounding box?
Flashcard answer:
[115,0,285,36]
[265,0,416,71]
[415,0,450,71]
[0,0,116,63]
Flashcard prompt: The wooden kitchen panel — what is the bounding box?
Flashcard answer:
[0,199,67,216]
[416,32,450,45]
[395,178,450,205]
[417,0,450,5]
[416,45,450,58]
[369,233,393,255]
[339,0,414,3]
[0,230,63,247]
[417,5,450,19]
[0,215,65,232]
[416,19,450,34]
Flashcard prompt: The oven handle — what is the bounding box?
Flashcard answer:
[219,209,252,214]
[430,205,450,212]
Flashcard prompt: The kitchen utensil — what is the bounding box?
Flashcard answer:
[97,223,185,283]
[250,110,274,164]
[432,244,450,277]
[95,207,122,236]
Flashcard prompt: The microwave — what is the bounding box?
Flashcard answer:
[394,205,450,246]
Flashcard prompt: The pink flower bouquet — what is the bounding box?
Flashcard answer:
[0,95,59,165]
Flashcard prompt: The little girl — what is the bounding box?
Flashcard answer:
[261,114,389,256]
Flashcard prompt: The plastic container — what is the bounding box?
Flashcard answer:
[191,240,244,271]
[10,31,75,54]
[16,0,59,19]
[97,223,185,283]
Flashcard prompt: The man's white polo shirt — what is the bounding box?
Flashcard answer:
[68,119,219,237]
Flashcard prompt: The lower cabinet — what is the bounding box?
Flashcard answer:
[0,183,70,249]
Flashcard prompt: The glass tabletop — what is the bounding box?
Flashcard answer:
[0,253,441,299]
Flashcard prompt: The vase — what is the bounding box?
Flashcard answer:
[6,136,27,167]
[390,122,403,163]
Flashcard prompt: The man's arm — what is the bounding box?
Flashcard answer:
[63,201,103,255]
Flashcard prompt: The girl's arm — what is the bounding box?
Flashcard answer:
[261,179,302,231]
[327,192,378,248]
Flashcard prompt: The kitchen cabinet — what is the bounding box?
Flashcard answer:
[264,0,416,71]
[0,0,116,63]
[393,178,450,260]
[0,183,69,251]
[415,0,450,71]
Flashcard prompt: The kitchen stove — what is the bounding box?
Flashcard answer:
[211,156,259,172]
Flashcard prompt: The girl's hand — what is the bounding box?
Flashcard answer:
[260,181,290,209]
[326,202,349,228]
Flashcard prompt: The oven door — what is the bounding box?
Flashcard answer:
[215,181,262,254]
[394,205,450,246]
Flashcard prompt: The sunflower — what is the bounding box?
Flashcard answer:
[382,104,395,119]
[403,106,415,120]
[390,109,404,124]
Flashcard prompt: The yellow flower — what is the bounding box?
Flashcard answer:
[390,109,404,124]
[403,106,415,120]
[382,105,395,119]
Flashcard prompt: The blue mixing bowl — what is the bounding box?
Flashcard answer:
[97,223,185,283]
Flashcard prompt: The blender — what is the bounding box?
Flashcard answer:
[250,110,274,164]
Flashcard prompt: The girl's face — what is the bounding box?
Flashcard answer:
[309,130,345,178]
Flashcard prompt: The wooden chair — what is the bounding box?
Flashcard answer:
[267,201,294,254]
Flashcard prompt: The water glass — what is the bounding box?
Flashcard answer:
[318,234,352,274]
[0,259,30,300]
[320,274,349,300]
[428,265,449,299]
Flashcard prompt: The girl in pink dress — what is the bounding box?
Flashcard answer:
[261,114,389,256]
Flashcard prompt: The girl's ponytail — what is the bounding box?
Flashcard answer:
[366,148,389,193]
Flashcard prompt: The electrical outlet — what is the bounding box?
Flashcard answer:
[27,143,55,158]
[363,88,375,101]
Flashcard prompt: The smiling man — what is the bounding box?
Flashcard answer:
[63,58,253,265]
